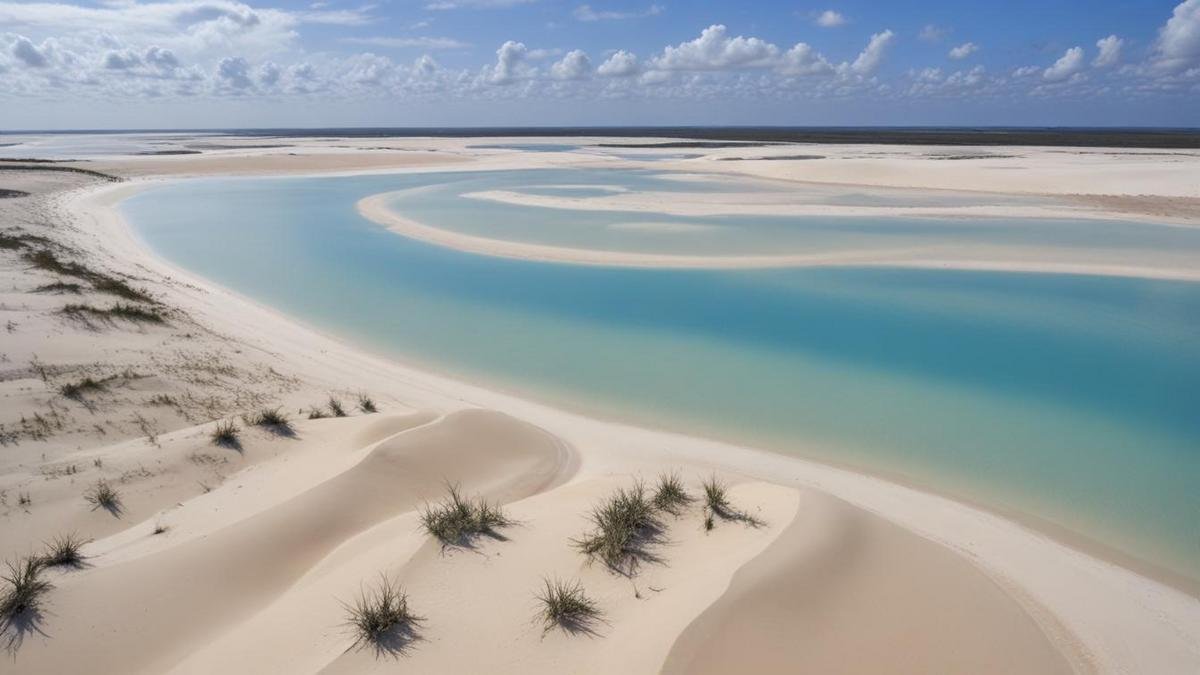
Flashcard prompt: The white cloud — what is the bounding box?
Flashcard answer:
[1012,65,1040,77]
[1043,46,1085,81]
[850,29,894,75]
[551,49,591,79]
[343,36,470,50]
[1155,0,1200,71]
[948,42,978,60]
[1093,35,1123,67]
[652,24,779,71]
[574,4,663,22]
[11,35,50,68]
[216,55,253,89]
[597,49,639,76]
[103,48,142,70]
[815,10,846,28]
[779,43,832,76]
[489,39,528,84]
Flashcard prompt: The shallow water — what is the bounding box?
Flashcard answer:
[123,168,1200,583]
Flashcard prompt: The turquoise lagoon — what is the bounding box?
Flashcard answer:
[122,168,1200,584]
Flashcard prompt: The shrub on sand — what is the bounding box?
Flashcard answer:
[84,479,122,513]
[344,575,422,652]
[573,481,661,573]
[40,534,86,568]
[701,475,763,529]
[246,407,291,434]
[536,577,601,635]
[652,471,692,514]
[210,420,240,447]
[0,557,52,625]
[420,483,511,546]
[328,397,347,417]
[357,393,378,414]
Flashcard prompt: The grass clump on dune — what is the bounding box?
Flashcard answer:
[536,577,601,635]
[58,376,107,401]
[245,407,292,434]
[344,575,422,653]
[84,479,122,515]
[652,471,692,514]
[60,302,165,325]
[0,557,51,627]
[357,393,378,414]
[420,483,511,547]
[210,420,240,448]
[573,481,662,574]
[702,475,763,530]
[328,397,347,417]
[40,534,86,568]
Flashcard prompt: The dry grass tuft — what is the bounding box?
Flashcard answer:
[535,577,601,635]
[83,479,122,515]
[420,483,511,547]
[573,481,663,574]
[343,575,423,654]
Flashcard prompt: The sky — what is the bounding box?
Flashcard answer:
[1,0,1198,129]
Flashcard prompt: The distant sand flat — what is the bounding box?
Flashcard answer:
[359,191,1200,280]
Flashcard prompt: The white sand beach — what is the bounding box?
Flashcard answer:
[1,137,1199,674]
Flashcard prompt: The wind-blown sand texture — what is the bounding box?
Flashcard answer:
[1,137,1198,674]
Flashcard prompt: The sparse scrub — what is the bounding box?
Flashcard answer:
[0,557,51,626]
[573,481,662,573]
[247,407,291,433]
[344,575,422,653]
[420,483,511,546]
[536,577,601,635]
[210,420,240,448]
[153,523,169,535]
[90,277,154,303]
[147,393,177,406]
[40,534,86,568]
[17,493,31,507]
[33,281,84,294]
[60,302,165,325]
[84,479,122,514]
[702,476,730,514]
[701,475,763,529]
[328,397,347,417]
[307,407,328,419]
[59,376,107,401]
[357,393,377,414]
[652,471,692,514]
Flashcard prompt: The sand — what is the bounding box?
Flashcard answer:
[357,190,1200,281]
[0,137,1198,673]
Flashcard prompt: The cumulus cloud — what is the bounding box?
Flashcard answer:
[815,10,846,28]
[551,49,591,79]
[652,24,779,71]
[1043,46,1085,81]
[216,55,253,89]
[103,49,142,70]
[1155,0,1200,71]
[948,42,978,60]
[597,50,639,76]
[779,43,833,76]
[11,35,50,68]
[489,39,528,84]
[850,29,894,75]
[1093,35,1123,67]
[574,4,663,21]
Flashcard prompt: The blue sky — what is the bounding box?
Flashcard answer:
[1,0,1197,129]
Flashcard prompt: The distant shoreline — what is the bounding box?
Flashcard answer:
[4,126,1200,149]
